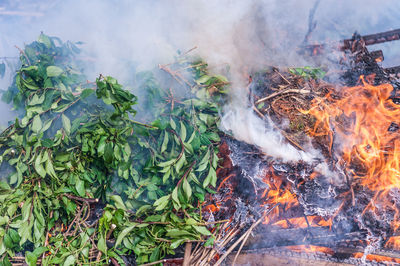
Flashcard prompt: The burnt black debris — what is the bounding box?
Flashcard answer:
[226,28,400,263]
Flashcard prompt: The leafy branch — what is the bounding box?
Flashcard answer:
[0,33,228,265]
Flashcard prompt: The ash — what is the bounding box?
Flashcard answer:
[226,137,269,192]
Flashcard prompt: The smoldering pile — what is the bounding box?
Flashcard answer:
[202,31,400,265]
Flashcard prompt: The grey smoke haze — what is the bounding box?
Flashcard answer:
[2,0,400,80]
[1,0,400,161]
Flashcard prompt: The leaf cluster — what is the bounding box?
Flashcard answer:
[0,34,227,265]
[288,66,326,80]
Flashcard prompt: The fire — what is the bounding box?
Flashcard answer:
[303,75,400,232]
[353,252,400,264]
[203,203,220,213]
[386,236,400,249]
[261,168,333,228]
[261,170,298,225]
[287,245,334,255]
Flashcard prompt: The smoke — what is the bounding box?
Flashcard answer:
[2,0,400,77]
[1,0,400,158]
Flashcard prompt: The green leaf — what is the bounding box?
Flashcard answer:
[110,195,127,210]
[175,153,186,173]
[199,149,210,167]
[186,218,197,225]
[97,235,106,253]
[46,66,64,77]
[170,118,176,130]
[97,136,107,156]
[19,220,33,245]
[154,195,170,211]
[150,247,160,262]
[214,74,228,83]
[62,114,71,135]
[26,247,47,266]
[28,94,45,106]
[166,229,193,238]
[34,152,46,178]
[32,246,48,257]
[4,234,12,249]
[204,236,215,247]
[25,251,37,266]
[161,131,169,153]
[193,225,211,236]
[42,138,54,148]
[162,169,171,184]
[196,161,208,172]
[80,89,94,99]
[45,159,57,179]
[158,159,175,167]
[75,178,85,197]
[170,239,185,249]
[0,216,9,226]
[104,143,113,164]
[210,168,217,187]
[115,223,138,247]
[172,187,179,205]
[0,62,5,78]
[63,255,75,266]
[196,75,211,84]
[180,121,187,142]
[31,115,42,134]
[183,178,192,199]
[38,33,52,48]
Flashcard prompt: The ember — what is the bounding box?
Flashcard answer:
[4,2,400,265]
[214,28,400,265]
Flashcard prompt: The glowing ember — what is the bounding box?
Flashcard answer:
[353,252,400,263]
[287,245,334,255]
[261,170,298,225]
[386,236,400,249]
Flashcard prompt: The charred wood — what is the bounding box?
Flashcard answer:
[301,28,400,55]
[244,226,368,249]
[343,28,400,49]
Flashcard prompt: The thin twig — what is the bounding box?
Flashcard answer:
[140,258,183,266]
[215,203,280,266]
[183,242,192,266]
[168,129,185,162]
[274,69,291,84]
[15,45,31,65]
[255,88,310,104]
[302,0,321,45]
[200,219,230,226]
[159,64,191,87]
[63,194,99,204]
[182,46,198,56]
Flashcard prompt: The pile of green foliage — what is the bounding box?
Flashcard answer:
[0,34,229,265]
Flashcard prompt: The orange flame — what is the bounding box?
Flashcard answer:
[386,236,400,249]
[261,168,333,229]
[287,245,334,255]
[303,75,400,232]
[261,171,298,225]
[353,252,400,264]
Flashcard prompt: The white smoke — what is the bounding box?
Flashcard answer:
[1,0,400,158]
